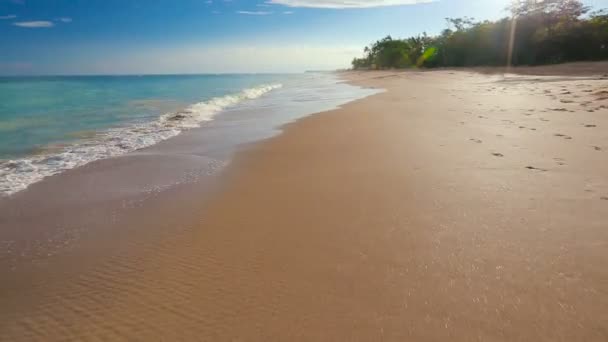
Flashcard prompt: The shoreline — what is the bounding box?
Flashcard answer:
[0,80,283,197]
[2,64,608,340]
[0,73,377,268]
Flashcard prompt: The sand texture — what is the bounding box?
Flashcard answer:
[2,64,608,341]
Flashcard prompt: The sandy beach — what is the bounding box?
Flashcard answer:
[2,63,608,341]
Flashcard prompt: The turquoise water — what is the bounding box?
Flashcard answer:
[0,73,378,196]
[0,74,286,158]
[0,74,291,195]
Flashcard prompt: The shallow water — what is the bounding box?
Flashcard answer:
[0,74,286,157]
[0,72,379,269]
[0,73,376,196]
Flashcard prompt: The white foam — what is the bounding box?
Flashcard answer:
[0,83,282,197]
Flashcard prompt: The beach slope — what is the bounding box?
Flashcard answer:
[2,67,608,341]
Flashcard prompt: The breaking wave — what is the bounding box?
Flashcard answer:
[0,83,282,196]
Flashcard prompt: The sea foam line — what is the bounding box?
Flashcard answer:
[0,83,282,197]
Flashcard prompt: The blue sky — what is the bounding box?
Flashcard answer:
[1,0,607,75]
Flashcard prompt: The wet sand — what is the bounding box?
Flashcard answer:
[2,63,608,341]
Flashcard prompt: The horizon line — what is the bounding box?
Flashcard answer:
[0,70,337,77]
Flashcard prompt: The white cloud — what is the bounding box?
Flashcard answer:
[57,17,72,23]
[283,11,294,14]
[13,21,55,28]
[237,10,273,15]
[0,14,17,19]
[267,0,434,9]
[205,0,213,3]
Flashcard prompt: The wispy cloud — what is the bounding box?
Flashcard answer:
[13,21,54,28]
[283,11,294,14]
[0,14,17,19]
[205,0,212,4]
[56,17,72,23]
[236,10,273,15]
[267,0,434,9]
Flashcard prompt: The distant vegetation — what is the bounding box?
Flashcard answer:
[351,0,608,69]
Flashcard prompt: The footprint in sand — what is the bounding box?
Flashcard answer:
[593,146,602,151]
[492,152,504,157]
[601,196,608,201]
[554,158,566,166]
[526,166,548,172]
[529,128,537,131]
[594,90,608,99]
[554,133,573,140]
[469,138,482,144]
[540,118,550,122]
[584,124,597,128]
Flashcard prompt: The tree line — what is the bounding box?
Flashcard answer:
[351,0,608,69]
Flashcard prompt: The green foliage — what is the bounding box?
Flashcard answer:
[352,0,608,70]
[352,36,413,69]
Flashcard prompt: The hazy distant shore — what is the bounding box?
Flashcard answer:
[345,61,608,76]
[2,63,608,341]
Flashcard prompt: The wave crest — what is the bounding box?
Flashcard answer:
[0,83,282,196]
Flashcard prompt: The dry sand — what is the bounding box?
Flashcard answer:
[2,64,608,341]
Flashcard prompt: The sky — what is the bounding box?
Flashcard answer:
[1,0,607,75]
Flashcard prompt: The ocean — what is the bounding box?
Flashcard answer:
[0,73,377,196]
